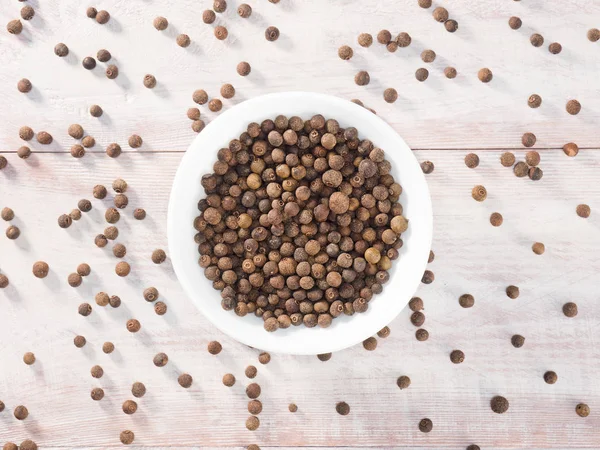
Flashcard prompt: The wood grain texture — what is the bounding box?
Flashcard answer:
[1,0,600,152]
[0,151,598,448]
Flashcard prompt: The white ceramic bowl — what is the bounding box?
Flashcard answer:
[168,92,432,355]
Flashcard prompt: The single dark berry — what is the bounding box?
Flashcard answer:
[132,382,146,398]
[566,99,581,115]
[509,16,522,29]
[478,68,493,82]
[530,33,544,47]
[153,352,168,367]
[490,212,503,227]
[179,373,193,388]
[506,285,520,299]
[464,153,479,168]
[459,294,474,308]
[511,334,525,348]
[153,16,168,30]
[490,395,509,414]
[90,104,103,117]
[415,68,429,82]
[544,370,558,384]
[563,302,578,317]
[335,401,350,416]
[55,43,69,57]
[265,26,280,41]
[152,249,166,264]
[208,340,222,355]
[397,375,411,389]
[82,57,97,70]
[450,349,465,364]
[576,403,590,417]
[576,204,591,218]
[419,418,433,433]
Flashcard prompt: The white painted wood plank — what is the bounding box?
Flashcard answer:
[0,151,598,448]
[1,0,600,152]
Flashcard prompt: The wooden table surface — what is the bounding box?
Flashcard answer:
[1,1,599,449]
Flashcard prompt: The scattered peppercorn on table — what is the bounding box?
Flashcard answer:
[1,1,599,449]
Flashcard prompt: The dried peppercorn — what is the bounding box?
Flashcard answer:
[491,395,509,413]
[192,120,205,133]
[144,287,159,302]
[409,297,424,311]
[97,49,111,62]
[445,19,458,32]
[363,336,377,350]
[544,370,557,384]
[213,0,227,12]
[238,4,252,17]
[23,352,35,365]
[509,16,522,29]
[102,342,114,354]
[1,207,14,221]
[153,352,168,367]
[528,94,542,108]
[588,28,600,42]
[177,34,191,47]
[511,334,525,348]
[105,64,119,79]
[105,208,120,223]
[418,0,432,7]
[0,274,8,288]
[208,340,222,354]
[20,441,37,450]
[19,126,34,141]
[70,145,85,158]
[478,68,493,83]
[134,208,146,220]
[153,16,168,30]
[152,249,167,264]
[530,33,544,47]
[566,99,581,115]
[202,10,216,23]
[114,194,128,209]
[563,302,578,317]
[109,295,121,308]
[82,56,96,70]
[378,326,391,338]
[104,226,118,240]
[258,352,271,364]
[415,329,429,341]
[415,68,429,82]
[222,373,235,387]
[221,84,235,99]
[132,382,146,398]
[96,10,110,24]
[248,400,262,415]
[576,403,590,417]
[6,225,20,239]
[115,261,131,277]
[95,234,108,247]
[383,88,398,103]
[513,161,528,177]
[419,418,433,433]
[154,301,167,315]
[411,311,425,326]
[489,212,503,227]
[54,43,69,57]
[17,146,31,159]
[246,383,261,399]
[96,292,110,307]
[90,387,104,401]
[396,32,411,47]
[68,273,82,287]
[358,33,373,47]
[548,42,562,54]
[288,403,298,412]
[120,430,135,445]
[106,143,121,158]
[179,373,193,388]
[32,261,49,278]
[265,26,280,41]
[354,71,370,86]
[338,45,353,60]
[215,25,228,40]
[522,133,536,148]
[471,185,487,202]
[576,204,591,218]
[377,30,392,45]
[421,49,436,63]
[209,99,223,112]
[317,353,332,361]
[450,349,465,364]
[563,142,578,157]
[336,401,350,416]
[18,78,32,94]
[466,446,480,450]
[397,375,411,389]
[432,7,448,22]
[245,365,258,378]
[86,7,97,18]
[506,285,519,299]
[14,405,28,420]
[144,74,157,88]
[421,160,434,173]
[501,152,515,167]
[529,167,543,181]
[74,335,86,347]
[187,108,200,120]
[246,416,260,431]
[91,365,104,378]
[464,153,479,168]
[36,131,53,145]
[237,61,251,76]
[78,199,92,213]
[7,19,23,35]
[459,294,474,308]
[113,243,127,258]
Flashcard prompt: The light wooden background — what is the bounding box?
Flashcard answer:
[0,0,599,449]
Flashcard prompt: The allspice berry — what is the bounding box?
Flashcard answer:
[110,295,121,308]
[265,26,280,41]
[450,349,465,364]
[514,161,528,177]
[506,285,520,299]
[471,185,487,202]
[192,120,205,133]
[445,19,458,32]
[153,16,168,30]
[144,287,159,302]
[120,430,135,445]
[396,32,411,47]
[529,32,545,46]
[128,134,142,148]
[258,352,271,364]
[154,301,167,315]
[383,88,398,103]
[526,151,541,167]
[106,143,122,158]
[102,342,115,354]
[421,270,434,284]
[421,49,436,63]
[222,373,235,387]
[248,400,262,415]
[354,71,370,86]
[203,10,216,24]
[17,146,31,159]
[432,7,448,22]
[338,45,353,60]
[522,133,536,148]
[397,375,411,389]
[82,57,97,70]
[20,441,37,450]
[97,49,111,62]
[208,340,222,355]
[105,64,119,79]
[91,365,104,378]
[511,334,525,348]
[68,124,84,139]
[588,28,600,42]
[79,303,92,316]
[55,43,69,57]
[121,400,138,415]
[289,403,298,413]
[566,99,581,115]
[464,153,479,168]
[490,395,509,413]
[563,142,579,157]
[576,403,590,417]
[115,261,131,277]
[246,383,261,399]
[378,326,391,338]
[549,42,562,54]
[501,152,515,167]
[6,225,20,240]
[93,185,107,199]
[14,405,29,420]
[459,294,475,308]
[179,373,193,388]
[544,370,558,384]
[7,19,23,35]
[177,34,191,47]
[68,273,82,287]
[358,33,373,47]
[105,207,120,223]
[409,297,424,311]
[91,388,104,401]
[509,16,522,30]
[32,261,49,278]
[411,311,425,327]
[563,302,578,317]
[377,29,392,45]
[415,68,429,82]
[0,274,8,288]
[153,352,168,367]
[74,335,86,347]
[317,353,332,362]
[490,212,503,227]
[528,94,542,108]
[152,249,167,264]
[134,208,146,220]
[576,204,591,218]
[418,0,432,7]
[86,7,98,18]
[237,61,251,76]
[238,4,252,18]
[246,416,260,431]
[144,74,157,89]
[37,131,53,145]
[96,10,110,24]
[416,329,429,341]
[132,382,146,398]
[23,352,35,365]
[478,68,493,83]
[529,165,543,181]
[208,99,223,112]
[245,365,258,378]
[363,337,377,351]
[420,160,434,173]
[215,25,229,40]
[90,104,103,117]
[419,418,433,433]
[335,401,350,416]
[221,84,235,99]
[19,126,34,141]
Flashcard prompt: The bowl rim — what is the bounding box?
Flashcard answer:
[168,91,432,355]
